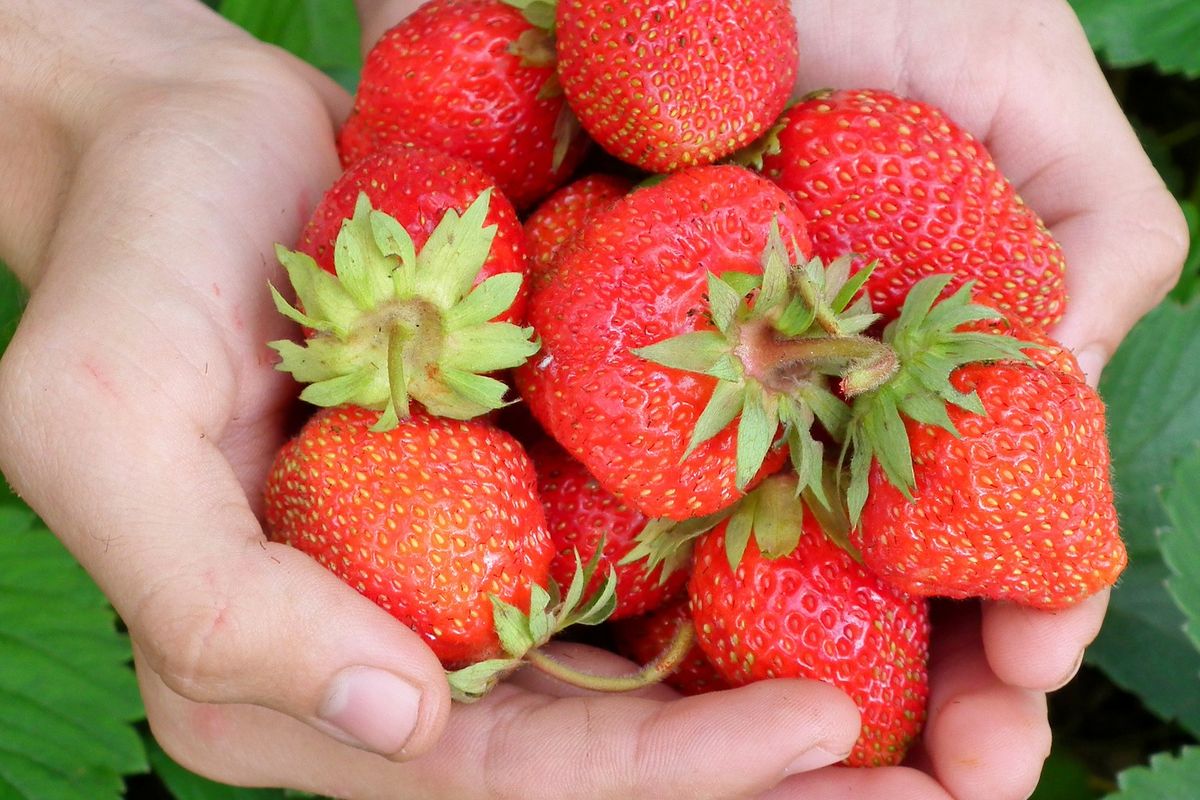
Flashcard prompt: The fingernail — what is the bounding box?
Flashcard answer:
[1075,345,1107,388]
[1049,649,1086,692]
[318,666,422,755]
[783,744,850,775]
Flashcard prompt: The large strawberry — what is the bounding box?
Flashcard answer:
[844,279,1123,609]
[264,406,554,668]
[530,439,694,620]
[338,0,588,209]
[523,173,633,287]
[554,0,798,172]
[270,145,538,427]
[754,88,1067,332]
[516,165,883,521]
[688,476,930,768]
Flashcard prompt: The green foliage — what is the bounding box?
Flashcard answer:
[0,506,146,799]
[1031,751,1103,800]
[1103,747,1200,799]
[1090,300,1200,737]
[147,741,289,800]
[1162,447,1200,654]
[1069,0,1200,77]
[218,0,362,89]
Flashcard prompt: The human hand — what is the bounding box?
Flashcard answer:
[757,1,1186,798]
[0,2,867,798]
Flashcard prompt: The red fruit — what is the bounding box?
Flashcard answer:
[758,89,1067,332]
[515,166,813,520]
[531,440,686,620]
[854,358,1123,609]
[524,173,633,287]
[299,143,529,324]
[689,515,930,767]
[614,598,728,696]
[555,0,798,172]
[338,0,588,209]
[264,406,553,667]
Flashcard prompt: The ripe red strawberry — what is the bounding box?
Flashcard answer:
[555,0,798,172]
[270,144,539,426]
[613,598,729,696]
[299,143,529,325]
[688,478,930,767]
[756,89,1067,332]
[264,406,554,667]
[516,165,829,521]
[524,173,633,287]
[530,439,686,620]
[338,0,588,209]
[844,278,1123,609]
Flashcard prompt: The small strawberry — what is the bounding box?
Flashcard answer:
[613,598,729,696]
[754,89,1067,332]
[264,406,554,668]
[554,0,798,172]
[530,439,692,620]
[270,145,539,427]
[845,277,1124,609]
[523,173,633,286]
[338,0,589,209]
[516,165,886,521]
[688,476,930,767]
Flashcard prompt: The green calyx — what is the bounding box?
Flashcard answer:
[620,509,732,585]
[269,191,538,430]
[842,275,1035,523]
[502,0,557,32]
[631,221,891,498]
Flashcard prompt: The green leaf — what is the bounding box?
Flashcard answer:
[1169,200,1199,305]
[1161,445,1200,653]
[1088,298,1200,737]
[0,505,146,800]
[147,737,287,800]
[1069,0,1200,77]
[1102,747,1200,799]
[1030,750,1102,800]
[219,0,363,90]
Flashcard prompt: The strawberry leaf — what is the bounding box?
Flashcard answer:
[1101,747,1200,799]
[1070,0,1200,77]
[1162,445,1200,654]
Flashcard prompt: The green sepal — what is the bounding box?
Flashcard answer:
[268,191,538,427]
[720,474,809,569]
[735,384,779,490]
[723,491,757,570]
[707,272,744,333]
[755,222,791,315]
[551,102,581,173]
[683,379,745,459]
[620,510,731,584]
[632,331,730,374]
[447,657,523,703]
[728,114,788,171]
[492,595,538,657]
[502,0,557,32]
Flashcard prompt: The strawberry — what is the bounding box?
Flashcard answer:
[755,88,1067,332]
[554,0,798,172]
[530,439,688,620]
[269,145,539,427]
[264,406,554,668]
[844,277,1124,609]
[523,173,633,287]
[337,0,589,209]
[688,476,930,767]
[613,598,729,696]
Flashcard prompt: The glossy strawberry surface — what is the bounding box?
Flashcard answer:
[531,440,684,620]
[689,519,930,767]
[514,166,806,520]
[298,143,529,324]
[855,361,1124,609]
[556,0,797,172]
[760,89,1067,331]
[613,597,728,696]
[337,0,587,208]
[264,406,553,667]
[524,173,633,288]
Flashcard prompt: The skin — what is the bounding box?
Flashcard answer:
[0,0,1186,797]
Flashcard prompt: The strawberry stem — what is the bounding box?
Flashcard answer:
[524,620,696,692]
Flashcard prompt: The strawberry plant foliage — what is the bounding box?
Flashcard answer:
[1102,747,1200,799]
[218,0,362,89]
[0,504,146,800]
[1162,446,1200,655]
[1069,0,1200,78]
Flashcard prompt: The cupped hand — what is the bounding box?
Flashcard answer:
[0,2,864,798]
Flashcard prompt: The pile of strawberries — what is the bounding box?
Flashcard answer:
[262,0,1126,769]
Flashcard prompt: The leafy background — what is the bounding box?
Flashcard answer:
[1,0,1199,798]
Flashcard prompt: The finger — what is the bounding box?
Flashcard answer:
[142,666,862,800]
[923,602,1051,800]
[981,589,1109,691]
[762,765,953,800]
[505,641,681,700]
